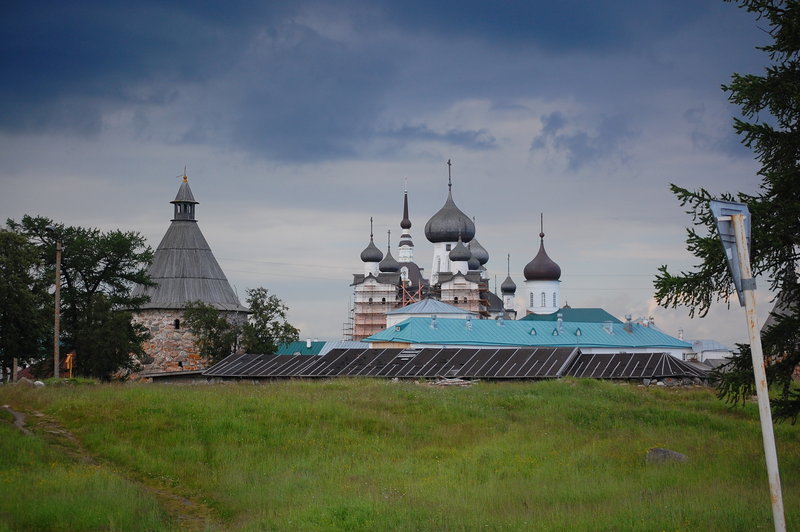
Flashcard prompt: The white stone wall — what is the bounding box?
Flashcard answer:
[525,279,561,315]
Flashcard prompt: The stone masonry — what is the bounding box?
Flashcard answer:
[134,309,207,373]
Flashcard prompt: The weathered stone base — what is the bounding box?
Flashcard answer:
[133,310,208,373]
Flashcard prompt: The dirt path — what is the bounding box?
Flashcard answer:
[2,404,220,531]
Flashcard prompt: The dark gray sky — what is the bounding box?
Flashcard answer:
[1,1,773,345]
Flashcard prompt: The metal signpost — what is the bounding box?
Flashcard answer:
[709,200,785,532]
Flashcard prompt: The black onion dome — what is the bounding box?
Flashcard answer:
[424,190,475,243]
[449,237,471,262]
[469,238,489,265]
[379,249,400,273]
[467,254,480,271]
[360,237,383,263]
[523,234,561,281]
[501,275,517,295]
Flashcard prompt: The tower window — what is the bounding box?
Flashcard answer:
[454,297,459,304]
[174,319,180,330]
[368,297,373,304]
[529,293,534,307]
[446,244,452,251]
[381,297,386,303]
[553,293,557,307]
[541,292,546,307]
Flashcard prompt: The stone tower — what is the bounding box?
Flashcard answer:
[132,175,247,372]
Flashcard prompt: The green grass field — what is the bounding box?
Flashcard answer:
[0,378,797,531]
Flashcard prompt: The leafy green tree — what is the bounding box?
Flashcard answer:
[183,301,242,363]
[655,0,800,421]
[241,287,300,354]
[0,229,50,380]
[183,288,299,360]
[7,215,154,380]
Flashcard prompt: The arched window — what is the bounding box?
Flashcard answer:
[174,318,180,330]
[454,297,459,304]
[541,292,546,307]
[368,297,373,304]
[529,292,534,307]
[381,297,386,303]
[552,293,557,308]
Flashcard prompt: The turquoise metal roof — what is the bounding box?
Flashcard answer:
[366,317,691,349]
[274,341,326,355]
[520,308,622,323]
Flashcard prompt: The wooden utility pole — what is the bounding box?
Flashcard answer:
[710,200,785,532]
[731,213,785,532]
[53,239,61,379]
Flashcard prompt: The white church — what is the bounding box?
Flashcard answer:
[347,162,565,341]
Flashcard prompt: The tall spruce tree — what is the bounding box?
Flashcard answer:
[655,0,800,421]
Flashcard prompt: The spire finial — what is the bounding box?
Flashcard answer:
[177,166,188,183]
[539,213,545,239]
[387,229,391,249]
[507,253,511,276]
[404,177,408,193]
[447,159,452,191]
[370,217,374,239]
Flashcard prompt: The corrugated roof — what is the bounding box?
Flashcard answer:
[691,339,734,353]
[565,352,707,379]
[204,346,580,379]
[386,298,476,316]
[366,317,692,349]
[520,308,622,323]
[203,348,707,381]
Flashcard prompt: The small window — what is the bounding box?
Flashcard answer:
[529,292,534,307]
[454,297,459,304]
[541,292,546,307]
[368,297,373,304]
[174,318,180,330]
[552,293,557,307]
[381,297,386,303]
[446,244,452,251]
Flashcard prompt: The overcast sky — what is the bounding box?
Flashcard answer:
[1,1,774,346]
